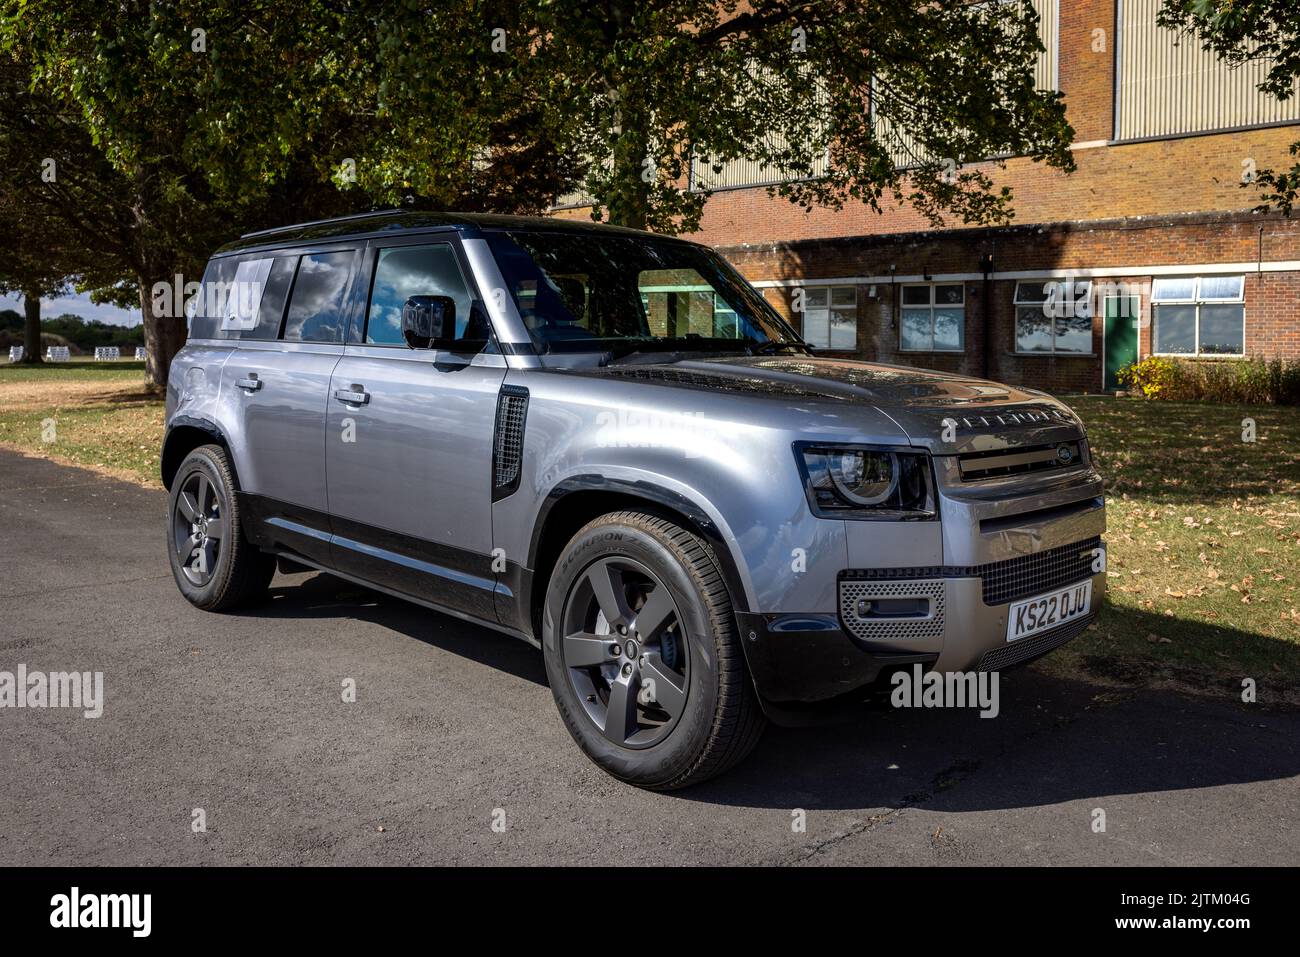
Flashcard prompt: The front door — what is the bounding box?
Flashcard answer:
[325,236,506,621]
[1103,295,1140,391]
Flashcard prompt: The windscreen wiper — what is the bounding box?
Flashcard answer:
[748,339,809,356]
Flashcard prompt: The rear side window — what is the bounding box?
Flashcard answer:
[233,257,297,340]
[365,243,476,345]
[282,251,354,343]
[223,256,295,340]
[186,258,236,340]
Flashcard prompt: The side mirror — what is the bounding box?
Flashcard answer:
[401,295,455,349]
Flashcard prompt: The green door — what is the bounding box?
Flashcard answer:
[1103,296,1139,391]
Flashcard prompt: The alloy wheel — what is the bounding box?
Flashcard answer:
[560,556,690,749]
[172,470,226,586]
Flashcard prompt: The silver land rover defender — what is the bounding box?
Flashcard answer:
[163,212,1106,789]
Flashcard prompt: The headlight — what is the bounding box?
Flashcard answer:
[796,444,936,520]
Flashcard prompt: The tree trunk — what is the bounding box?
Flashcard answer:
[20,286,43,363]
[138,272,187,391]
[606,93,652,230]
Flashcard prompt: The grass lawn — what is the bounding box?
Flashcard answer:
[1,361,1296,698]
[0,360,164,486]
[1045,396,1300,703]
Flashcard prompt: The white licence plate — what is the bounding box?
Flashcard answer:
[1006,579,1092,643]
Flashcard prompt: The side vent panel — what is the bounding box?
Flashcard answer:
[492,385,529,501]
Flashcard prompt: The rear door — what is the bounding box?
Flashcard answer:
[222,245,359,565]
[325,232,506,620]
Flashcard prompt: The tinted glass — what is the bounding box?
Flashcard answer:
[187,258,236,340]
[485,231,801,355]
[901,308,931,351]
[1199,276,1244,301]
[1199,304,1244,354]
[1154,304,1196,354]
[934,308,964,350]
[1016,305,1054,352]
[1013,281,1051,305]
[935,284,963,306]
[234,257,294,340]
[1054,314,1092,353]
[366,243,475,345]
[1151,278,1195,302]
[283,251,353,343]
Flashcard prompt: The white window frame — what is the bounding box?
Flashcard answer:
[800,285,858,351]
[1151,276,1246,358]
[899,282,966,353]
[1013,279,1095,355]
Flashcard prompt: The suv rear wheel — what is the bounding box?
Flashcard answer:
[542,510,765,790]
[167,444,275,611]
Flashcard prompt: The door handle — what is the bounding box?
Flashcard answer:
[235,376,262,392]
[334,386,370,406]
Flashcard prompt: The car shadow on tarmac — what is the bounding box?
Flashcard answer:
[238,570,1300,813]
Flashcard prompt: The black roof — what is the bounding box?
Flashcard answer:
[214,210,688,256]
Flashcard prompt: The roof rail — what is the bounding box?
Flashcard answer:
[238,208,404,240]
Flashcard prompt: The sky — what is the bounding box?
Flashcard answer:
[0,290,142,327]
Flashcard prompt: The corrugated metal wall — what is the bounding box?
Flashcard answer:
[879,0,1057,169]
[1116,0,1300,140]
[691,132,831,192]
[1034,0,1058,93]
[690,62,830,191]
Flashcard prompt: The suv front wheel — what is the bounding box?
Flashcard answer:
[542,510,765,790]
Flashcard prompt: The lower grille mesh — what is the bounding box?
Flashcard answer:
[841,535,1100,607]
[838,580,945,641]
[977,615,1093,672]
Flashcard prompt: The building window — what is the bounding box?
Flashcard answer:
[1152,276,1245,356]
[1014,280,1093,354]
[801,286,857,350]
[900,283,965,352]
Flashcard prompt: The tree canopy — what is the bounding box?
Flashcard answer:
[1,0,1076,385]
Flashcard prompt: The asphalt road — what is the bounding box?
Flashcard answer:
[1,448,1296,866]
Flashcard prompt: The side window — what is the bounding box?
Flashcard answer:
[282,251,354,344]
[236,257,295,340]
[187,257,237,340]
[365,243,476,345]
[211,256,295,340]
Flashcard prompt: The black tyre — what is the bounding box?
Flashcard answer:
[542,510,766,790]
[167,444,275,611]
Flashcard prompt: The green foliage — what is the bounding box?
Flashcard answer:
[1120,355,1300,405]
[1,0,1079,381]
[366,0,1076,232]
[1117,356,1177,399]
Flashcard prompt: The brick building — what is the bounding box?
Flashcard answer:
[562,0,1300,392]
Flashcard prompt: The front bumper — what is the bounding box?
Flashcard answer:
[738,536,1106,708]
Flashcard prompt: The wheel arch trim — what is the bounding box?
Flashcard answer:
[525,474,756,615]
[161,416,235,490]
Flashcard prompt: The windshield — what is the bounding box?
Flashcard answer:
[484,230,805,356]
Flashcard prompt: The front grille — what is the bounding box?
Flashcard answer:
[958,441,1083,482]
[981,536,1099,605]
[492,386,529,499]
[976,614,1093,672]
[841,535,1101,607]
[838,579,945,641]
